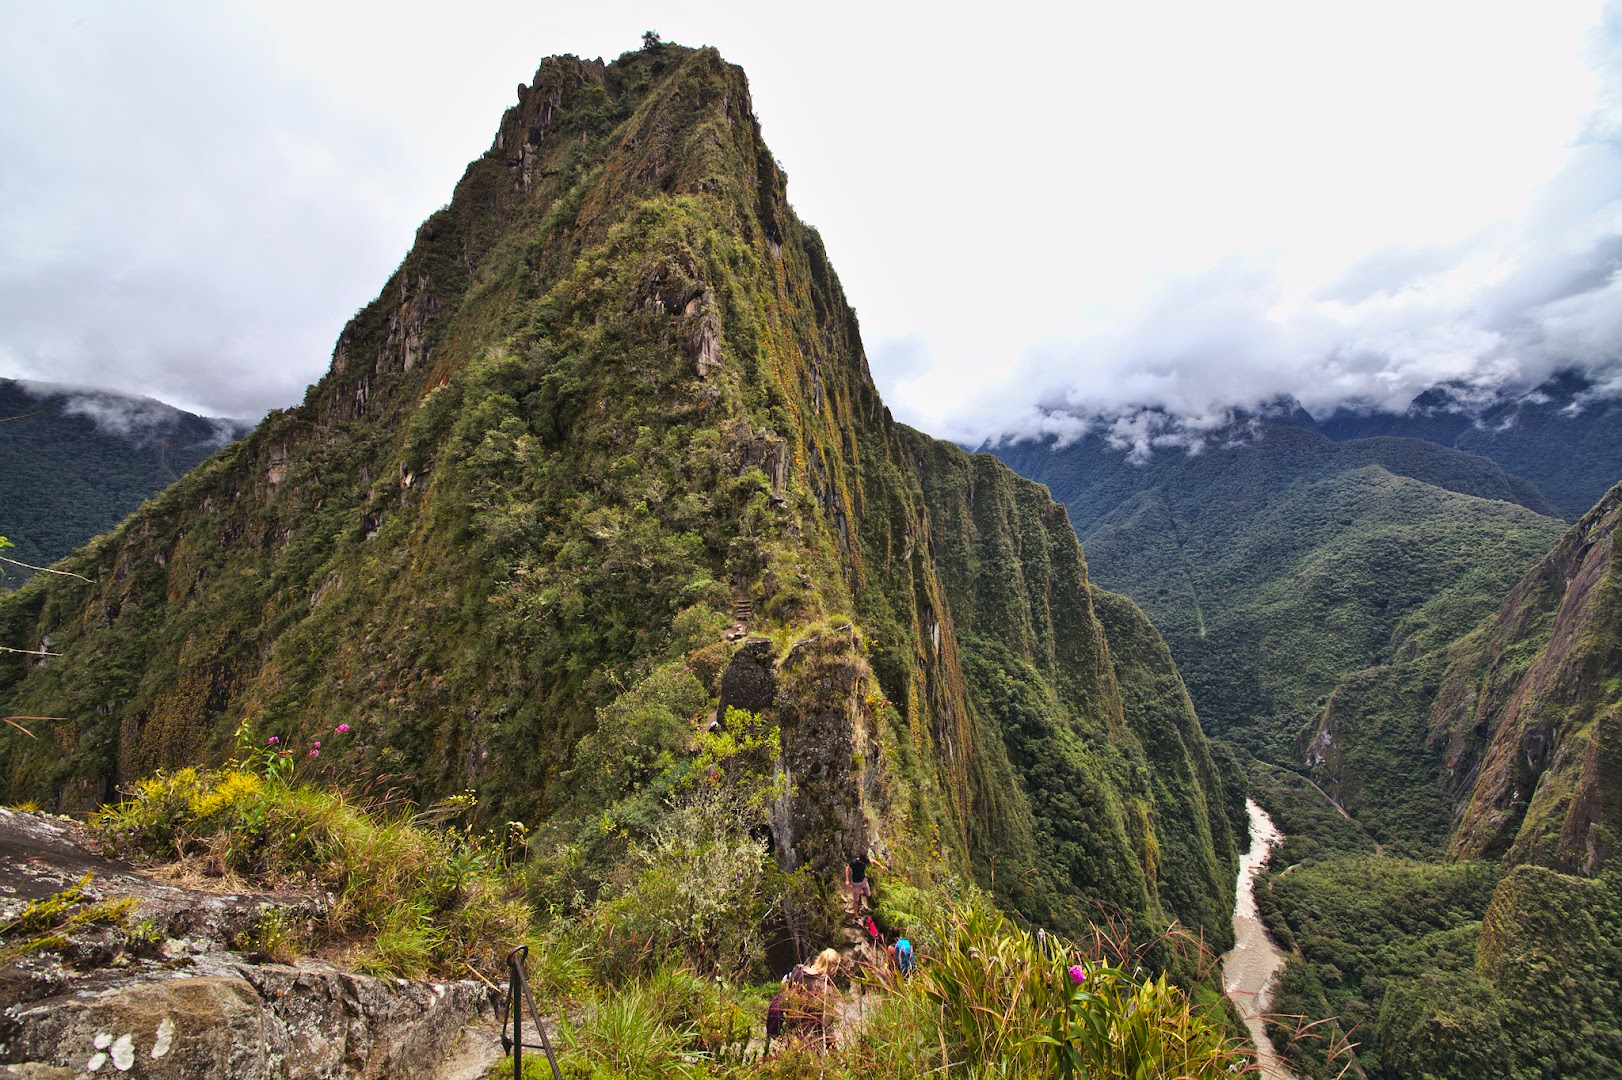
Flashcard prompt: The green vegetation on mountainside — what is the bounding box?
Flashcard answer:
[902,435,1239,951]
[1256,855,1499,1077]
[0,379,251,588]
[1254,484,1622,1077]
[1297,653,1456,855]
[1431,481,1622,872]
[996,424,1566,785]
[1320,370,1622,521]
[1257,856,1622,1079]
[95,761,531,978]
[0,41,1236,958]
[1298,479,1622,870]
[1244,760,1378,867]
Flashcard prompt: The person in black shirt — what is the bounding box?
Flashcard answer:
[845,851,871,916]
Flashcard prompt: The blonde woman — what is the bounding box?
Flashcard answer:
[803,947,842,986]
[766,948,844,1048]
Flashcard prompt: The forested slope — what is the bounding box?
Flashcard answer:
[994,422,1566,771]
[0,379,251,587]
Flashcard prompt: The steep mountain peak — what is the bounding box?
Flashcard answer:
[0,43,1238,947]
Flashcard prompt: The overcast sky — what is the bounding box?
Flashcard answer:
[2,1,1618,448]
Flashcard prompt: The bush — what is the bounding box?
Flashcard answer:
[585,782,812,982]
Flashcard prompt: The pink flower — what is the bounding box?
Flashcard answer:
[267,736,279,745]
[1068,965,1086,985]
[309,749,320,757]
[335,724,350,734]
[312,741,321,749]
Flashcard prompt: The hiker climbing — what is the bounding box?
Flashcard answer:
[845,849,872,916]
[849,911,888,974]
[893,933,914,977]
[765,947,843,1050]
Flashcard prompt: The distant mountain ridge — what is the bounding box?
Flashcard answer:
[0,379,254,584]
[1317,368,1622,520]
[992,419,1568,784]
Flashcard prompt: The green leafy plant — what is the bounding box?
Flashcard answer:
[682,706,788,818]
[237,907,305,963]
[586,779,804,982]
[911,896,1246,1079]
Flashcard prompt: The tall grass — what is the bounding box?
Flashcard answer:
[95,766,529,978]
[908,897,1250,1079]
[98,771,1252,1078]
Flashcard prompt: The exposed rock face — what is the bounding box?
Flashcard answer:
[0,810,494,1079]
[1435,481,1622,872]
[772,629,874,875]
[0,808,325,941]
[4,965,491,1079]
[716,636,776,719]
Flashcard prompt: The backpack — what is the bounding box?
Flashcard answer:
[895,937,913,975]
[766,965,825,1041]
[765,988,788,1038]
[766,967,803,1039]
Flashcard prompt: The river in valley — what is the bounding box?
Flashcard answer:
[1221,799,1297,1080]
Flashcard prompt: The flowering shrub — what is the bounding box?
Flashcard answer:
[225,718,353,781]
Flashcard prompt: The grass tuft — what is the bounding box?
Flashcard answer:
[95,766,529,978]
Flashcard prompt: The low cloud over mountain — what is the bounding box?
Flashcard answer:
[965,9,1622,456]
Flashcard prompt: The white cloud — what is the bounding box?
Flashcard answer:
[0,0,1616,437]
[0,2,425,416]
[964,4,1622,448]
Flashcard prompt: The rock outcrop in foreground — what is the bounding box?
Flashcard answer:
[0,809,496,1079]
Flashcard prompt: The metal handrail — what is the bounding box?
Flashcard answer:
[499,945,562,1080]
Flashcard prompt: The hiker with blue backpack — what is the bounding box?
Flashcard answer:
[891,933,914,977]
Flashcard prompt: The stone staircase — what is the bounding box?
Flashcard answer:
[725,593,754,642]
